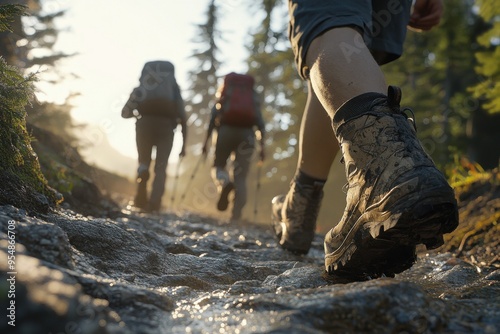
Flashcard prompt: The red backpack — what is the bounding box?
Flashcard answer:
[216,73,257,127]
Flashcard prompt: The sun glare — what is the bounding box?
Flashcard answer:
[35,1,255,177]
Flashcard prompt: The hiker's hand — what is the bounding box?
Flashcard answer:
[409,0,444,32]
[259,149,265,162]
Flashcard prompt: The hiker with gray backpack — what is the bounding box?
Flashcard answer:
[202,72,266,221]
[122,60,187,212]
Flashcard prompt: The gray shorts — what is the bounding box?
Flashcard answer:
[288,0,413,79]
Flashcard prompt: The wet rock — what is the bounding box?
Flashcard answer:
[0,204,499,334]
[0,206,74,269]
[485,269,500,281]
[76,275,175,312]
[0,248,125,334]
[28,124,126,219]
[263,265,327,291]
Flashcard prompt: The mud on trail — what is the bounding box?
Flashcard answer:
[0,172,499,334]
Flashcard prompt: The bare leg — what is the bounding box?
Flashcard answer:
[271,84,334,254]
[297,81,339,179]
[306,27,387,117]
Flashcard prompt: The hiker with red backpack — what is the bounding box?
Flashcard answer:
[122,60,187,212]
[202,72,266,221]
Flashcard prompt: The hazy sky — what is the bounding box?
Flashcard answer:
[38,0,260,160]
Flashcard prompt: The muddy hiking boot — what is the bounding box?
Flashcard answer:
[324,86,459,277]
[272,180,325,254]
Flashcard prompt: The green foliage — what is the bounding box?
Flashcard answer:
[24,6,72,67]
[175,0,224,216]
[0,55,59,210]
[0,60,34,114]
[446,155,491,188]
[42,160,74,193]
[186,0,221,116]
[1,0,79,160]
[184,0,223,160]
[246,0,304,174]
[470,0,500,114]
[0,4,25,32]
[0,0,71,69]
[383,0,480,169]
[0,3,59,211]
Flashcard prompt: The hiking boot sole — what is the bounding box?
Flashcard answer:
[217,182,234,211]
[325,177,458,276]
[323,244,417,282]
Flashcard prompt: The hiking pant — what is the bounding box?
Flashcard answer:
[288,0,412,79]
[213,125,255,219]
[136,115,176,209]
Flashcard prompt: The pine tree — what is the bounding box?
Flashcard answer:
[0,4,59,212]
[186,0,222,140]
[0,1,26,64]
[171,0,224,214]
[0,3,24,33]
[0,0,78,145]
[246,0,305,171]
[470,0,500,114]
[383,0,479,169]
[0,0,71,69]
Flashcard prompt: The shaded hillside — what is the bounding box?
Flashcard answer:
[0,56,59,214]
[75,125,138,179]
[28,123,135,217]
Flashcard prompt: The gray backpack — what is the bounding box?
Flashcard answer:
[122,61,180,118]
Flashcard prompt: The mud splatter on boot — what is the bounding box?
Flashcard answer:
[324,86,458,277]
[272,180,324,254]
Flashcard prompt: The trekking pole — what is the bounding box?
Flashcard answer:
[178,154,205,205]
[253,161,262,224]
[170,156,183,207]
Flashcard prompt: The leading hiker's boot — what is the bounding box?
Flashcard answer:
[272,179,325,254]
[324,86,459,277]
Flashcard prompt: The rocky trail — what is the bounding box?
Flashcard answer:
[1,172,499,334]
